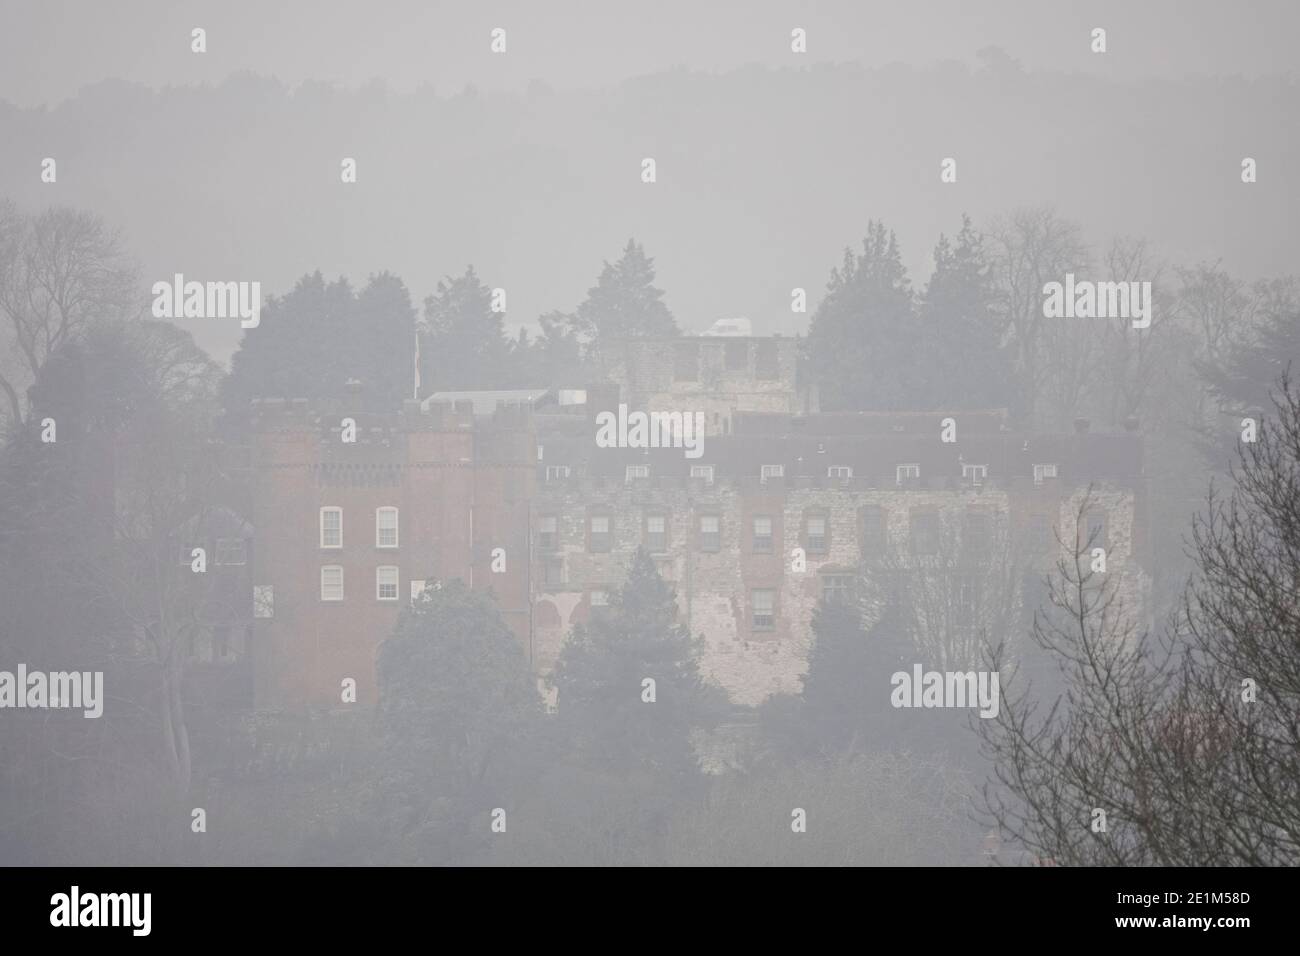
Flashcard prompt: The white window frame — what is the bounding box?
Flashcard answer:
[375,507,399,549]
[806,514,828,553]
[699,513,721,551]
[545,464,571,481]
[962,463,988,485]
[320,507,343,549]
[625,464,650,482]
[376,565,399,601]
[760,464,785,481]
[645,513,668,552]
[896,463,921,484]
[821,572,854,603]
[827,465,853,479]
[690,464,715,484]
[752,589,776,630]
[1033,463,1059,484]
[320,565,344,601]
[590,589,610,607]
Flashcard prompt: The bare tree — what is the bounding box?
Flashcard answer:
[985,206,1090,428]
[870,504,1023,671]
[86,321,225,799]
[1095,237,1168,428]
[1175,372,1300,864]
[979,392,1300,864]
[0,204,137,429]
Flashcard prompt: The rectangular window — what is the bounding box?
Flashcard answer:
[860,505,885,559]
[544,557,564,587]
[674,342,700,381]
[320,507,342,549]
[376,566,399,601]
[589,515,611,553]
[215,538,247,567]
[962,463,988,486]
[545,464,571,481]
[699,514,721,552]
[645,514,668,552]
[410,579,427,604]
[320,566,344,602]
[725,340,748,371]
[760,464,784,481]
[538,515,558,551]
[1033,463,1058,484]
[625,464,650,482]
[376,507,399,548]
[827,465,853,479]
[590,589,610,607]
[752,515,773,553]
[752,589,776,630]
[805,514,828,554]
[822,573,854,604]
[755,340,779,380]
[896,464,921,484]
[911,511,940,556]
[690,464,714,485]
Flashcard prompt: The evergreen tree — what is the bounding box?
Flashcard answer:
[574,239,678,352]
[222,271,415,421]
[551,549,725,781]
[374,581,543,862]
[352,272,418,408]
[798,599,912,754]
[420,265,513,389]
[919,216,1014,409]
[804,221,920,410]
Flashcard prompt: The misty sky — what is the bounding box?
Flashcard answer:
[3,0,1297,107]
[1,0,1297,364]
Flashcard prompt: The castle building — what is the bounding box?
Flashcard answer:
[245,338,1149,712]
[248,396,534,710]
[531,401,1149,707]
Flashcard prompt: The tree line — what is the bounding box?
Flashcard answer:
[2,197,1298,864]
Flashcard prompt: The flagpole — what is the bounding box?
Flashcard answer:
[413,328,421,401]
